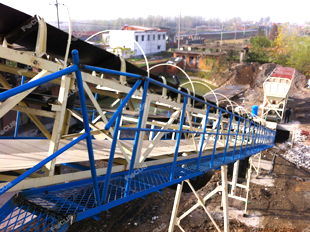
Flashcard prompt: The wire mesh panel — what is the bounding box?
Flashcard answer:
[0,198,65,232]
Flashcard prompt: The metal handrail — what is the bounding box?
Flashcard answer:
[0,50,276,206]
[79,58,275,201]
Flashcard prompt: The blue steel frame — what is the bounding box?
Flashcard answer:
[13,76,25,138]
[0,49,276,231]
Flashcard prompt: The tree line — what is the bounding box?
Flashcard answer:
[71,16,263,34]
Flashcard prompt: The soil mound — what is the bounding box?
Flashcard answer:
[216,62,309,114]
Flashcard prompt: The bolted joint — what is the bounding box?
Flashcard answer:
[140,75,146,81]
[79,64,85,70]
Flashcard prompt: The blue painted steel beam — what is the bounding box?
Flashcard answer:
[196,105,210,172]
[80,63,261,127]
[72,50,101,206]
[243,121,252,156]
[0,137,47,139]
[210,111,222,167]
[0,65,78,102]
[61,163,90,171]
[125,79,149,196]
[104,79,142,130]
[83,65,142,79]
[222,114,233,163]
[102,105,123,203]
[92,93,98,121]
[14,76,25,138]
[232,117,241,159]
[146,77,244,118]
[0,198,14,223]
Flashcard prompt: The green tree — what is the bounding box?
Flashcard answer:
[270,23,310,75]
[248,36,271,63]
[286,36,310,75]
[271,23,295,66]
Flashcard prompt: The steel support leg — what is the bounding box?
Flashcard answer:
[168,180,221,232]
[243,165,252,217]
[249,152,261,177]
[186,180,221,232]
[231,160,239,196]
[168,182,184,232]
[221,165,230,232]
[256,153,261,177]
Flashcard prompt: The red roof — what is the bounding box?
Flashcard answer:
[271,67,295,80]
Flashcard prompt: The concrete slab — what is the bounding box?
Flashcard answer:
[252,158,272,171]
[251,175,275,187]
[277,120,300,132]
[209,205,262,228]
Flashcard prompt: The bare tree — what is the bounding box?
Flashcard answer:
[268,24,278,41]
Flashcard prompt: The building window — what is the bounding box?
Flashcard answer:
[141,35,144,41]
[158,45,161,50]
[135,36,138,42]
[153,35,155,40]
[189,56,194,65]
[195,57,200,69]
[163,34,165,40]
[158,34,160,40]
[147,35,150,41]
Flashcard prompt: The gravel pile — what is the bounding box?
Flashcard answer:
[278,130,310,169]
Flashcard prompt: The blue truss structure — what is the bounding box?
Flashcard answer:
[0,50,275,232]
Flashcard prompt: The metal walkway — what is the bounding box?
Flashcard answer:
[0,50,275,231]
[0,146,271,232]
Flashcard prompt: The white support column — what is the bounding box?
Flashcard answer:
[119,56,127,85]
[168,179,221,232]
[256,153,261,177]
[135,97,151,164]
[186,180,221,232]
[168,182,184,232]
[46,74,72,176]
[231,160,239,196]
[221,165,230,232]
[35,17,47,57]
[243,165,252,217]
[149,107,157,140]
[239,50,244,63]
[249,153,261,177]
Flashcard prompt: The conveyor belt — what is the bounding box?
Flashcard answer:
[0,3,208,105]
[0,138,250,172]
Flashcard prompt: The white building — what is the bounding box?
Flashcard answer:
[103,26,167,58]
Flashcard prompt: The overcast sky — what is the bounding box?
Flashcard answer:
[1,0,309,25]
